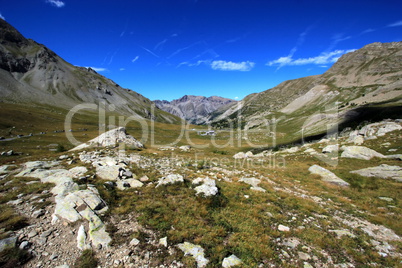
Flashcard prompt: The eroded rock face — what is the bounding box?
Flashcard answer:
[308,165,350,187]
[351,164,402,182]
[70,127,144,151]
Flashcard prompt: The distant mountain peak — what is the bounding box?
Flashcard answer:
[154,95,237,124]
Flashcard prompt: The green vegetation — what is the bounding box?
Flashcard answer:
[73,249,99,268]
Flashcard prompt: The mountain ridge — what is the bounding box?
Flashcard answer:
[0,19,179,124]
[154,95,236,124]
[208,41,402,140]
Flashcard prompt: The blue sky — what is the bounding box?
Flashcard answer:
[1,0,402,101]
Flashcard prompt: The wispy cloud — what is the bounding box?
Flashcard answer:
[211,60,255,71]
[46,0,65,8]
[360,28,376,35]
[0,13,5,20]
[139,45,159,58]
[274,26,313,70]
[167,41,204,59]
[119,68,125,71]
[132,56,140,63]
[388,20,402,27]
[267,49,356,67]
[177,60,210,68]
[154,39,168,51]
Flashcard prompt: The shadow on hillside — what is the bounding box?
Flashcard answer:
[251,104,402,154]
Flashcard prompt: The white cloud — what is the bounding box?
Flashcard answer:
[234,96,239,100]
[388,20,402,27]
[119,68,125,71]
[0,13,5,20]
[267,49,356,67]
[46,0,65,8]
[211,60,255,71]
[132,56,140,63]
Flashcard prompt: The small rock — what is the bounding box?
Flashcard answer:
[304,262,314,268]
[19,241,30,250]
[177,242,209,268]
[59,155,69,160]
[40,230,53,238]
[139,175,149,182]
[379,197,394,202]
[222,254,242,267]
[129,238,140,246]
[50,253,58,260]
[156,174,184,187]
[278,224,290,232]
[159,237,168,247]
[28,230,38,238]
[298,252,311,261]
[32,209,46,218]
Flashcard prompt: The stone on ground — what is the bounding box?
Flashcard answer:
[350,164,402,182]
[193,177,219,197]
[177,242,209,268]
[341,146,385,160]
[308,164,350,187]
[222,254,242,267]
[156,174,184,187]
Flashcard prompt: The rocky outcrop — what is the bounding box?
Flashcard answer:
[16,161,111,249]
[308,165,350,187]
[70,127,144,151]
[351,164,402,182]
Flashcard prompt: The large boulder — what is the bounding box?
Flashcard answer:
[351,164,402,182]
[308,165,349,187]
[70,127,144,151]
[341,146,385,160]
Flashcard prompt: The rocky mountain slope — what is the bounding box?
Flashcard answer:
[208,42,402,141]
[154,95,236,124]
[0,19,179,124]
